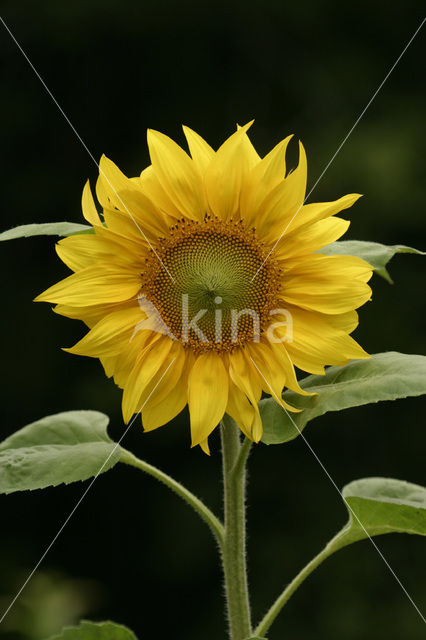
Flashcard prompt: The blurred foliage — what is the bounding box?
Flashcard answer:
[0,1,425,639]
[0,568,101,639]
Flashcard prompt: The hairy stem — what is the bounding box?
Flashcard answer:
[221,415,252,640]
[120,448,224,546]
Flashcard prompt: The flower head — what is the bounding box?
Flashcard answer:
[36,123,372,452]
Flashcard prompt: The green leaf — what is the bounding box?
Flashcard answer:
[47,620,138,640]
[320,240,425,283]
[261,352,426,444]
[0,222,93,241]
[0,410,120,494]
[329,477,426,553]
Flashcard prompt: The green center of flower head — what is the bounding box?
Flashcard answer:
[141,217,281,352]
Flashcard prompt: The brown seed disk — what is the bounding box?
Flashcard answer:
[140,216,282,353]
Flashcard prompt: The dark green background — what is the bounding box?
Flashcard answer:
[0,2,425,639]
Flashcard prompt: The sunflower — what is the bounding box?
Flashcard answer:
[36,123,372,453]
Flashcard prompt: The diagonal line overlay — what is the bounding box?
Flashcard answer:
[249,355,426,624]
[0,358,177,626]
[0,16,175,283]
[251,16,426,282]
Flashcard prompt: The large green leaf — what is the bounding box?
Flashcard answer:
[261,352,426,444]
[0,222,92,241]
[320,240,425,283]
[0,411,120,494]
[329,478,426,554]
[47,620,137,640]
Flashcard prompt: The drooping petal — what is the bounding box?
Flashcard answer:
[187,353,229,447]
[110,329,157,388]
[199,439,210,455]
[122,335,173,423]
[226,378,263,440]
[228,348,263,441]
[142,346,189,432]
[247,342,301,412]
[258,338,312,396]
[140,341,186,410]
[142,376,188,432]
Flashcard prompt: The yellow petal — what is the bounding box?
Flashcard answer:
[275,216,350,260]
[142,376,188,432]
[140,341,186,410]
[237,123,261,166]
[35,263,141,306]
[97,180,167,245]
[225,378,259,440]
[256,141,307,240]
[142,348,189,432]
[284,193,362,236]
[247,343,300,412]
[94,223,149,257]
[182,125,215,175]
[82,180,102,226]
[282,254,372,314]
[122,335,173,423]
[281,305,369,374]
[99,354,117,378]
[111,190,171,239]
[228,348,263,441]
[139,165,184,220]
[64,305,146,357]
[96,156,171,240]
[147,129,204,220]
[111,329,157,388]
[56,237,95,272]
[96,155,132,210]
[199,438,210,455]
[56,232,145,273]
[240,135,292,227]
[204,122,255,220]
[102,208,147,242]
[53,301,130,327]
[260,338,312,396]
[187,353,229,447]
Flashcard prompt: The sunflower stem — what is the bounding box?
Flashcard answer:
[221,415,252,640]
[119,448,224,545]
